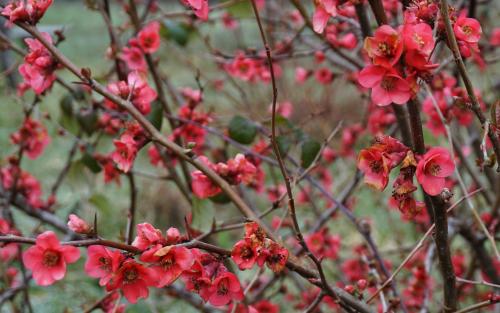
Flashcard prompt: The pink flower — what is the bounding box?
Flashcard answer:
[312,0,337,34]
[181,0,209,20]
[295,67,310,84]
[364,25,403,67]
[222,12,239,30]
[1,166,43,208]
[225,53,258,82]
[106,260,155,304]
[357,147,390,191]
[111,134,138,173]
[358,65,411,106]
[490,28,500,46]
[22,231,80,286]
[416,147,455,196]
[191,171,221,198]
[264,241,288,273]
[10,117,50,159]
[84,245,124,286]
[1,0,53,24]
[305,228,341,260]
[402,23,434,55]
[231,238,259,270]
[19,32,58,95]
[315,67,334,84]
[120,46,147,72]
[208,272,244,306]
[106,71,157,115]
[132,223,164,250]
[454,16,482,44]
[67,214,90,234]
[137,21,161,54]
[140,245,194,287]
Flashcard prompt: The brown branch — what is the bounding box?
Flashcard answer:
[366,188,482,303]
[455,299,499,313]
[13,21,276,240]
[407,97,457,312]
[125,173,137,245]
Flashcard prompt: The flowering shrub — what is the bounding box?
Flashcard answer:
[0,0,499,312]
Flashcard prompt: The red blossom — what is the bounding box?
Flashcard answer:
[22,231,80,286]
[106,259,156,303]
[416,147,455,196]
[137,21,161,54]
[208,272,244,306]
[84,245,124,286]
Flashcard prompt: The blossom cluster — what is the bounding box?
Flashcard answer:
[1,0,52,25]
[17,32,60,95]
[231,222,289,272]
[358,136,454,218]
[191,153,258,198]
[18,222,259,308]
[224,52,283,83]
[110,122,149,173]
[120,21,161,73]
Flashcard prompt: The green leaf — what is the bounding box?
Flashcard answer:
[147,101,163,131]
[226,1,253,18]
[209,192,231,204]
[160,21,193,46]
[60,94,75,117]
[228,115,257,145]
[89,193,113,214]
[191,198,215,233]
[276,135,290,157]
[80,152,102,173]
[76,108,98,136]
[301,139,321,168]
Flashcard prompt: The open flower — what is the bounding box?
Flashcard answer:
[357,147,390,190]
[416,147,455,195]
[207,272,244,306]
[140,245,194,287]
[358,65,411,106]
[364,25,403,67]
[10,117,50,159]
[454,16,482,44]
[22,231,80,286]
[106,260,155,304]
[231,238,259,270]
[111,134,138,173]
[137,21,161,54]
[84,245,124,286]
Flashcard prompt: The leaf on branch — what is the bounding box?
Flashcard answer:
[301,138,321,168]
[191,198,215,233]
[228,115,258,145]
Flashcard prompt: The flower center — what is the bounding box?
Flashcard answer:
[381,77,395,91]
[370,160,383,173]
[217,279,229,295]
[241,246,254,260]
[427,163,441,176]
[160,255,175,270]
[99,256,111,272]
[462,25,472,35]
[124,268,138,283]
[42,250,60,267]
[378,42,394,57]
[413,34,425,48]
